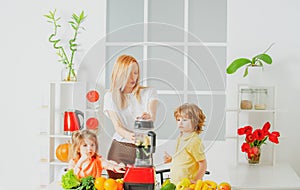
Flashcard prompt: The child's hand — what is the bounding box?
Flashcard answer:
[113,166,126,173]
[164,151,172,163]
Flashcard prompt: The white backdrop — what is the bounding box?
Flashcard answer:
[1,0,300,189]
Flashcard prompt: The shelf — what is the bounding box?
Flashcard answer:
[41,159,69,166]
[226,108,277,112]
[237,109,276,113]
[235,84,277,166]
[40,133,71,139]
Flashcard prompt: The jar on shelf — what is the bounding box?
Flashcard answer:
[240,88,254,110]
[254,88,268,110]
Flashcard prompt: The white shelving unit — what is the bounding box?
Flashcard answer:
[40,81,89,186]
[235,84,277,165]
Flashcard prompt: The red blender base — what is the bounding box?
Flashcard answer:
[123,166,155,190]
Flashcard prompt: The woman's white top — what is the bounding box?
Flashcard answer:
[103,87,158,143]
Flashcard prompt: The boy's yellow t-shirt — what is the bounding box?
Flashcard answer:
[170,132,206,184]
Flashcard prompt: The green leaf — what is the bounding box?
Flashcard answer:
[80,11,85,20]
[71,24,77,30]
[226,58,251,74]
[243,66,249,77]
[254,54,272,64]
[61,169,80,189]
[72,13,79,22]
[44,14,52,19]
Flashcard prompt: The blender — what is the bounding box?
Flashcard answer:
[123,120,156,190]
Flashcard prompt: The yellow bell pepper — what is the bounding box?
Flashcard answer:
[176,178,191,190]
[189,183,196,190]
[203,180,217,190]
[201,183,209,190]
[194,180,203,190]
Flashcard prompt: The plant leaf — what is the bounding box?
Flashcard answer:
[226,58,251,74]
[243,66,249,77]
[44,14,52,19]
[254,54,272,64]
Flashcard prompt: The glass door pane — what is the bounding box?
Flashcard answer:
[188,46,226,91]
[148,0,184,42]
[147,46,184,90]
[106,0,144,42]
[155,94,184,139]
[188,0,227,42]
[188,94,226,141]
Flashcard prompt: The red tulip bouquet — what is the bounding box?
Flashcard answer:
[237,122,280,164]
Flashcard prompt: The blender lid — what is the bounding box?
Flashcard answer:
[134,120,154,130]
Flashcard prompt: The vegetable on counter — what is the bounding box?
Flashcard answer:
[78,176,96,190]
[61,169,80,189]
[161,178,231,190]
[61,170,123,190]
[160,178,176,190]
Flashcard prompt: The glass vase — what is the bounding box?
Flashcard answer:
[61,65,77,82]
[248,148,261,165]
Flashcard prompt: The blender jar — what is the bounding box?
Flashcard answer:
[254,88,268,110]
[240,88,254,110]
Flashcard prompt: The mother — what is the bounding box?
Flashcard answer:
[103,54,158,179]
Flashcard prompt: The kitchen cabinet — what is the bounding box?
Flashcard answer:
[40,81,101,187]
[235,84,277,165]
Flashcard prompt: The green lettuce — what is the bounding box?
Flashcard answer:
[61,169,81,189]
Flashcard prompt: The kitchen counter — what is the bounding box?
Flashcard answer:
[47,163,300,190]
[229,163,300,190]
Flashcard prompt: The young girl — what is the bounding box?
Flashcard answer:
[164,103,207,184]
[68,130,125,179]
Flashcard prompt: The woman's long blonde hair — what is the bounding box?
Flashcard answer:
[174,103,206,134]
[70,130,98,160]
[110,54,144,109]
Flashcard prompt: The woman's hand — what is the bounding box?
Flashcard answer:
[125,131,135,143]
[137,112,152,120]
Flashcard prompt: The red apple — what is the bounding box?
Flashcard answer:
[218,182,231,190]
[86,90,99,102]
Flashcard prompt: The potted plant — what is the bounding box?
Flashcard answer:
[44,9,87,81]
[237,122,280,164]
[226,43,275,77]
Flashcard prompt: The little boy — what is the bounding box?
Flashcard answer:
[164,103,207,184]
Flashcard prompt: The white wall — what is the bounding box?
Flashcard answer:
[0,1,106,189]
[227,0,300,175]
[1,0,300,189]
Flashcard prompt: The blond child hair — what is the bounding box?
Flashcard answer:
[70,130,98,160]
[174,103,206,134]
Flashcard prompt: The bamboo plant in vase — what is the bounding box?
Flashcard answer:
[44,9,87,81]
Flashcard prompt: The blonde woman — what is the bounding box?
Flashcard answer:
[103,54,158,179]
